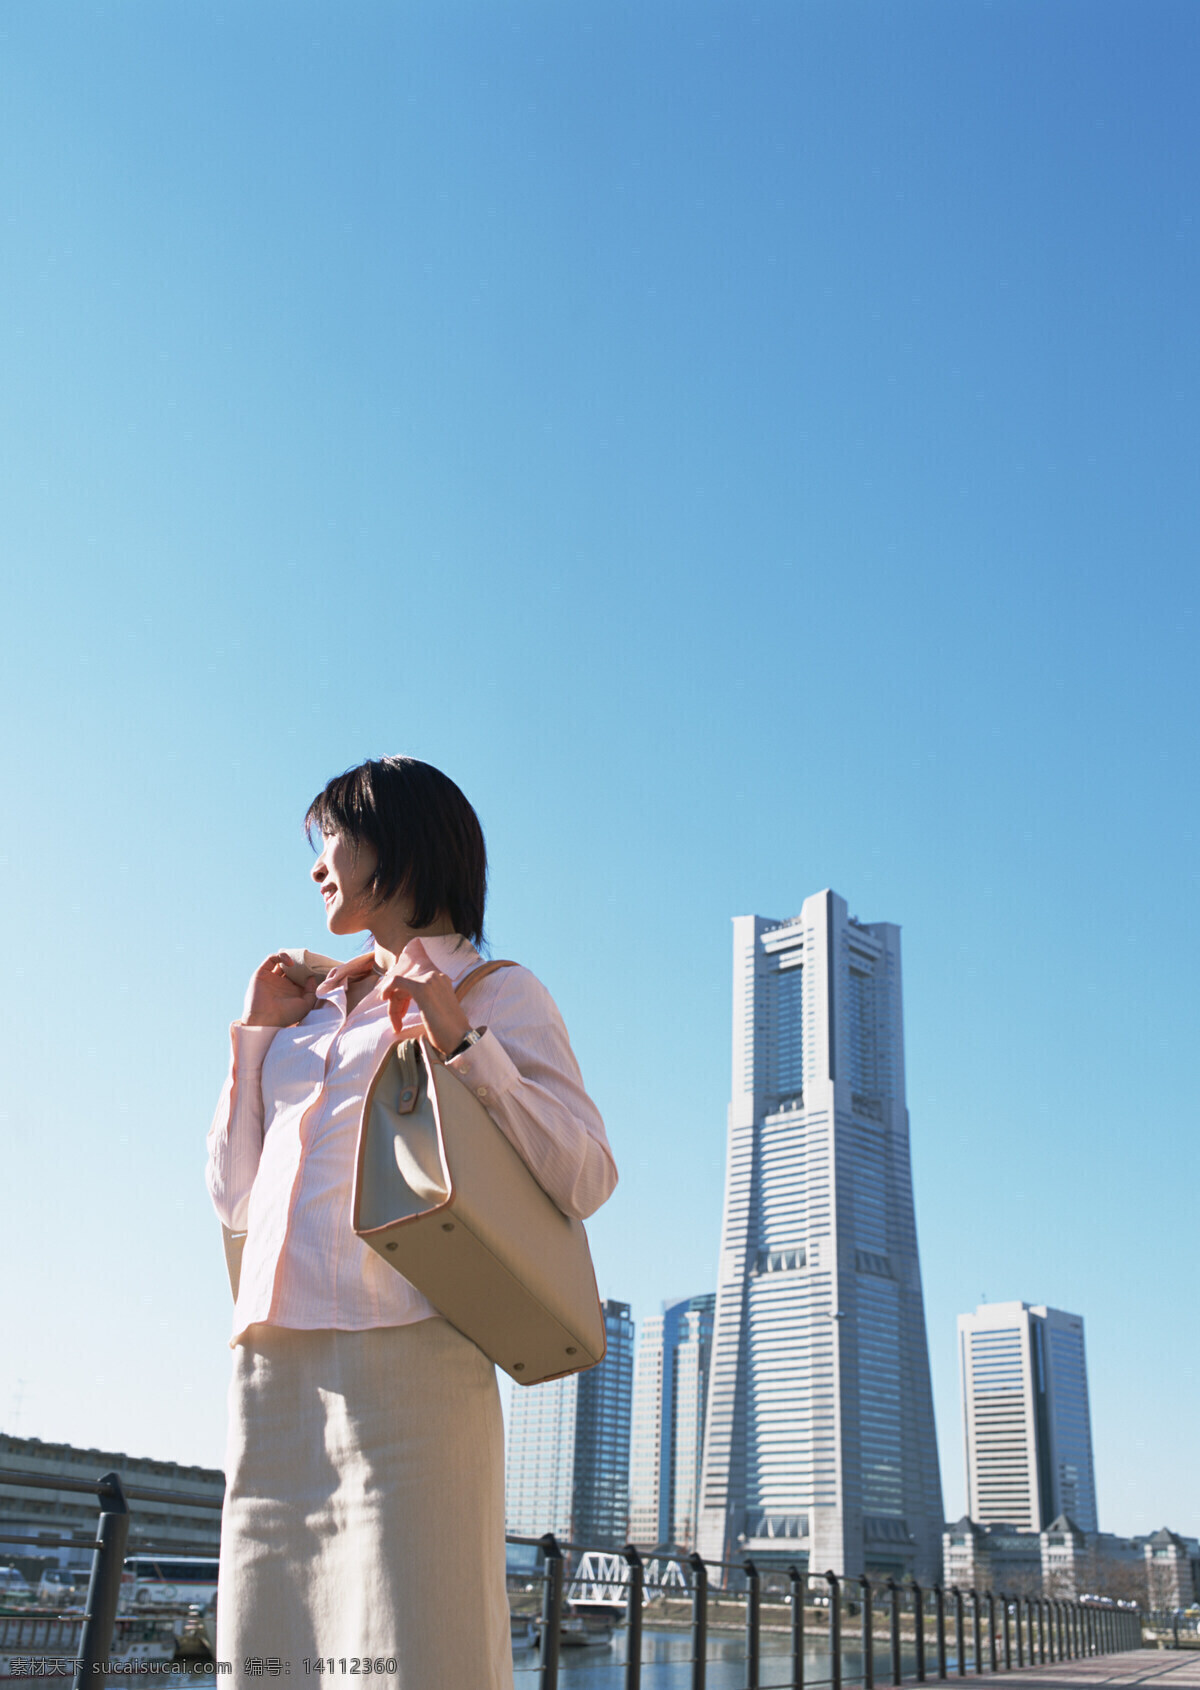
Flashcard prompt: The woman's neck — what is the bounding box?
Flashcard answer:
[369,906,456,973]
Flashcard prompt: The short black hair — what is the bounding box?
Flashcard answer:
[305,757,487,947]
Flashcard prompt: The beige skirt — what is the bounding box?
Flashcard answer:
[218,1318,513,1689]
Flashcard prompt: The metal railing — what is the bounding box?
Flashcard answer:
[511,1544,1146,1690]
[0,1464,223,1688]
[0,1470,1146,1690]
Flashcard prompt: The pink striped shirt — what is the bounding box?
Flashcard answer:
[205,935,617,1346]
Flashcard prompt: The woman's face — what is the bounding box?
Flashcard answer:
[311,832,380,935]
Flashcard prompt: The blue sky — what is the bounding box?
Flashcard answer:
[1,1,1196,1537]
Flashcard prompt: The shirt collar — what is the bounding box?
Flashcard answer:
[315,933,482,998]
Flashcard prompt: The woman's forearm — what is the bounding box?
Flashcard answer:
[205,1023,277,1230]
[445,975,617,1220]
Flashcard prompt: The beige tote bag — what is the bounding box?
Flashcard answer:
[352,960,607,1385]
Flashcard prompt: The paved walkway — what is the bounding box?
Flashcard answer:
[973,1651,1200,1690]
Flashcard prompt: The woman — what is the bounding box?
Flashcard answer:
[205,756,617,1687]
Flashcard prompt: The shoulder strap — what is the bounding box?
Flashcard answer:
[453,959,518,1002]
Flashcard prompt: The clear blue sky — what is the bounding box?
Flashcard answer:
[1,1,1196,1537]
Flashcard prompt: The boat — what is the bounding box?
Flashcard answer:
[509,1611,537,1649]
[0,1609,179,1677]
[535,1601,618,1649]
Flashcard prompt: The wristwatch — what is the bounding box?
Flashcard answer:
[446,1027,485,1060]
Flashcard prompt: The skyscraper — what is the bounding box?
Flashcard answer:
[505,1299,635,1549]
[697,891,943,1579]
[629,1293,716,1551]
[959,1301,1097,1533]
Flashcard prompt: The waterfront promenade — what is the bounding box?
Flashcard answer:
[961,1654,1200,1690]
[507,1635,1190,1690]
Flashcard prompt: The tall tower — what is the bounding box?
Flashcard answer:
[697,891,943,1579]
[629,1293,716,1551]
[506,1299,635,1550]
[959,1301,1097,1533]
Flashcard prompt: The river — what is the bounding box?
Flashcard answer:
[512,1625,924,1688]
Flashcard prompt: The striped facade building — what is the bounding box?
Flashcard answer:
[959,1301,1097,1533]
[697,890,943,1579]
[628,1293,716,1552]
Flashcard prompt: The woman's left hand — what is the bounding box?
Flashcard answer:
[379,939,473,1054]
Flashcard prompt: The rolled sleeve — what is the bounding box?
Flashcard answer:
[446,973,617,1221]
[205,1022,279,1230]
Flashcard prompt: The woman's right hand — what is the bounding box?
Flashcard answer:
[241,954,320,1028]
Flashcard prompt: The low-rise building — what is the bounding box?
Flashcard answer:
[0,1434,222,1570]
[942,1515,1200,1604]
[1144,1528,1200,1611]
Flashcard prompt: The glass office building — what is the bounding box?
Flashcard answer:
[959,1301,1097,1533]
[506,1299,634,1550]
[629,1293,716,1551]
[697,891,943,1579]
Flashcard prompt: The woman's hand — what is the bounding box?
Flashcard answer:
[380,939,472,1054]
[241,954,320,1028]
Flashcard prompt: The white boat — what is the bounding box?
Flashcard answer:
[509,1612,537,1649]
[536,1602,618,1649]
[0,1609,179,1677]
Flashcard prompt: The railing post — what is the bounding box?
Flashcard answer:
[788,1566,805,1690]
[935,1585,947,1680]
[986,1593,997,1671]
[1037,1599,1046,1665]
[745,1559,761,1690]
[74,1471,129,1690]
[913,1581,926,1682]
[970,1589,981,1675]
[827,1570,842,1690]
[539,1533,564,1690]
[1001,1594,1011,1670]
[689,1552,708,1690]
[888,1579,902,1687]
[952,1587,965,1677]
[623,1544,643,1690]
[861,1575,874,1690]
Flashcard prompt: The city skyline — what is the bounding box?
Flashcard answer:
[697,892,944,1579]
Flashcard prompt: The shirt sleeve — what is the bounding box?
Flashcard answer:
[205,1023,279,1230]
[445,968,617,1220]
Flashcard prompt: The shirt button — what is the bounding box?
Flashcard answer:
[476,1086,489,1099]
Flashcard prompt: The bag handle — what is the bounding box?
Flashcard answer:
[453,958,518,1002]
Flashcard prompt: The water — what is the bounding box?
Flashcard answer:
[513,1625,846,1689]
[511,1625,957,1688]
